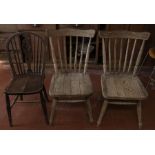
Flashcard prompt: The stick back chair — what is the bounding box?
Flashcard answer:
[47,29,95,125]
[97,31,150,128]
[5,31,49,126]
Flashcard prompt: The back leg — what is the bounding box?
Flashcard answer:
[5,93,13,127]
[137,101,142,129]
[86,99,93,123]
[49,99,57,125]
[43,85,49,102]
[97,100,108,126]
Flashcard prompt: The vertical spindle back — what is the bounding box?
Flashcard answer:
[99,31,150,75]
[6,32,47,77]
[47,29,95,74]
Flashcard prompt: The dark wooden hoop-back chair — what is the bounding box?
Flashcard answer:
[5,32,49,126]
[47,29,95,125]
[97,31,150,128]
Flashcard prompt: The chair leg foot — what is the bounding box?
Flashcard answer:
[86,99,93,123]
[5,93,13,127]
[97,100,108,127]
[49,99,57,125]
[137,101,142,129]
[40,92,49,124]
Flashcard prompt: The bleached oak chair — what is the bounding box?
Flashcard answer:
[97,31,150,128]
[47,29,95,125]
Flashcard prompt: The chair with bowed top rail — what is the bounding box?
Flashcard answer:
[47,29,95,125]
[5,31,49,126]
[97,31,150,128]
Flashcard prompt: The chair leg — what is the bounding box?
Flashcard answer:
[20,95,23,101]
[49,99,57,125]
[5,93,13,127]
[43,85,49,102]
[86,99,93,123]
[137,101,142,129]
[40,92,49,124]
[97,99,108,127]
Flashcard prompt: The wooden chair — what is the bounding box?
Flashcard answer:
[47,29,95,124]
[5,32,49,126]
[97,31,150,128]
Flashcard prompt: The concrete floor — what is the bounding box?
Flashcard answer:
[0,60,155,130]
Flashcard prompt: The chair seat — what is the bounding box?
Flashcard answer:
[101,74,148,100]
[5,75,43,94]
[49,73,93,99]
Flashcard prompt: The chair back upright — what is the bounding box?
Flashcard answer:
[48,29,95,74]
[99,31,150,75]
[6,32,47,78]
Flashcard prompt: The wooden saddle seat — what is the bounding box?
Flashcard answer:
[101,74,148,101]
[5,75,43,94]
[49,73,93,100]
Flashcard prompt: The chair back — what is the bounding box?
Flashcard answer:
[6,32,47,77]
[99,31,150,75]
[47,29,95,74]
